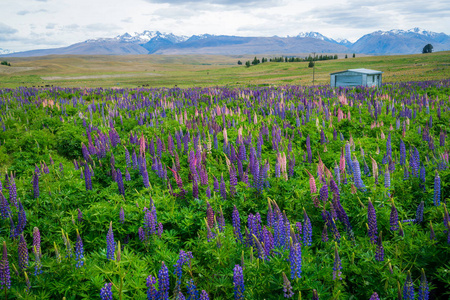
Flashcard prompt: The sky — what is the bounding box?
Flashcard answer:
[1,0,449,52]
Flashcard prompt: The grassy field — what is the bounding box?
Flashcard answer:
[0,51,449,88]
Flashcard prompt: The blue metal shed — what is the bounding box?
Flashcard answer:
[330,68,383,88]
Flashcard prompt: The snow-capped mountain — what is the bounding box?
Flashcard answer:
[351,28,450,54]
[4,28,449,57]
[0,48,13,55]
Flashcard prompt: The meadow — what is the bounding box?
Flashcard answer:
[0,53,449,300]
[0,51,449,88]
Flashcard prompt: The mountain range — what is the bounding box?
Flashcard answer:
[3,28,449,57]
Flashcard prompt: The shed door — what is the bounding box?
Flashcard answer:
[336,75,362,87]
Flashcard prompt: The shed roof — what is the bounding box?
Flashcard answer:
[330,68,383,75]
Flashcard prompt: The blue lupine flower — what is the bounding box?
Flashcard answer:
[18,234,29,270]
[289,242,302,280]
[75,229,84,268]
[368,199,378,244]
[282,272,294,298]
[375,232,384,262]
[333,244,342,280]
[418,269,429,300]
[100,282,113,300]
[369,292,380,300]
[403,271,415,300]
[232,205,242,242]
[390,203,399,231]
[146,275,158,300]
[106,222,115,260]
[158,262,169,300]
[186,279,199,300]
[199,290,209,300]
[1,241,11,290]
[434,172,441,206]
[233,264,245,300]
[303,209,312,246]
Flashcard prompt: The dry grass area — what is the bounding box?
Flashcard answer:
[0,51,449,88]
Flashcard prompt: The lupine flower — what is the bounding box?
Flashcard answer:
[319,184,328,203]
[138,227,145,242]
[199,290,209,300]
[429,221,435,241]
[352,156,366,191]
[24,271,30,292]
[375,232,384,262]
[18,234,29,270]
[1,241,11,290]
[368,199,378,244]
[434,172,441,206]
[415,201,424,224]
[289,242,302,280]
[186,279,199,300]
[77,208,83,223]
[229,164,238,197]
[120,207,125,224]
[54,242,61,264]
[233,264,245,300]
[282,272,294,298]
[333,244,342,280]
[306,135,312,163]
[303,209,313,246]
[158,262,170,300]
[106,221,115,260]
[100,282,113,300]
[192,178,199,199]
[390,202,399,231]
[218,206,225,233]
[33,227,41,258]
[312,289,319,300]
[33,245,42,276]
[75,229,84,268]
[0,191,10,220]
[157,222,163,238]
[14,200,27,237]
[403,271,415,300]
[173,250,192,284]
[232,205,243,242]
[400,139,406,165]
[117,169,125,196]
[410,147,420,177]
[84,164,92,191]
[146,275,158,300]
[369,292,380,300]
[322,224,329,242]
[418,269,429,300]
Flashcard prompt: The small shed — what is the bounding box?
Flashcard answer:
[330,68,383,88]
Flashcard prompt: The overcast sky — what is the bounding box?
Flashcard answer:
[1,0,449,51]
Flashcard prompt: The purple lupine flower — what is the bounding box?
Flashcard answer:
[400,139,406,165]
[18,234,29,270]
[24,271,30,292]
[8,176,18,209]
[319,184,328,203]
[125,168,131,181]
[100,282,113,300]
[213,176,219,193]
[289,242,302,280]
[403,271,415,300]
[386,132,392,158]
[33,245,42,276]
[418,269,429,300]
[368,199,378,244]
[173,250,192,284]
[390,203,399,231]
[84,164,92,191]
[312,289,319,300]
[106,221,115,260]
[157,222,163,238]
[120,207,125,224]
[1,241,11,290]
[233,264,245,300]
[353,156,366,191]
[232,205,243,242]
[410,146,420,177]
[262,226,274,257]
[146,275,158,300]
[429,221,435,241]
[138,227,145,242]
[218,207,225,233]
[369,292,380,300]
[33,227,41,258]
[333,245,342,280]
[434,172,441,206]
[75,229,84,268]
[199,290,209,300]
[14,200,27,237]
[77,208,83,223]
[192,177,199,199]
[158,262,170,300]
[0,192,10,219]
[303,209,312,246]
[415,201,424,224]
[186,279,199,300]
[33,171,39,199]
[375,232,384,262]
[220,174,227,200]
[345,142,353,175]
[282,272,294,298]
[117,169,125,196]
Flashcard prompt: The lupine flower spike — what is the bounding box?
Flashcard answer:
[106,221,115,260]
[1,241,11,290]
[100,282,113,300]
[418,268,429,300]
[282,272,294,298]
[403,270,415,300]
[233,264,245,300]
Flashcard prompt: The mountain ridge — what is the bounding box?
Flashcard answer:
[3,28,449,57]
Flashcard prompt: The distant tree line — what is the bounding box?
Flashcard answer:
[1,60,11,66]
[238,54,340,67]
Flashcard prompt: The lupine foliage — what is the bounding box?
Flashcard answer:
[0,81,449,299]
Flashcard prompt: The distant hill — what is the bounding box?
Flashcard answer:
[3,28,449,57]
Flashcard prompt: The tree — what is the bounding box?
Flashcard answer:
[237,60,242,65]
[308,61,315,68]
[345,54,348,59]
[245,61,251,68]
[352,53,356,58]
[422,44,433,54]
